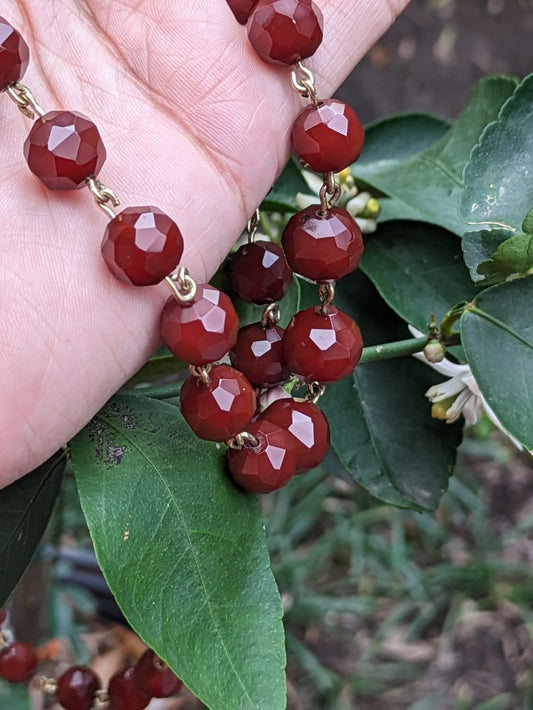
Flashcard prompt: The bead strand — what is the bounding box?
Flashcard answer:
[0,608,182,709]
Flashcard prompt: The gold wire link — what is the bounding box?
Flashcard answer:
[319,172,341,214]
[318,282,335,313]
[247,209,260,243]
[189,364,212,386]
[227,431,260,450]
[5,82,45,119]
[261,303,281,328]
[290,62,319,106]
[95,689,110,705]
[306,382,326,404]
[40,676,58,695]
[86,177,120,219]
[165,267,198,303]
[0,630,10,652]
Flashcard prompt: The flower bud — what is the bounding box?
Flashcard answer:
[423,339,446,363]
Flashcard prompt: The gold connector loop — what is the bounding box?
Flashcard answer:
[306,382,326,404]
[40,676,58,695]
[86,177,120,219]
[227,432,260,450]
[261,303,281,328]
[189,364,212,386]
[5,82,45,119]
[247,209,260,243]
[318,282,335,313]
[165,267,197,303]
[291,62,319,106]
[319,172,341,214]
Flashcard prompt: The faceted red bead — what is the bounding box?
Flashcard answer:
[261,398,329,472]
[283,306,363,384]
[101,206,184,286]
[226,0,259,24]
[282,205,364,282]
[23,110,106,190]
[291,99,365,173]
[133,650,182,698]
[248,0,323,65]
[108,667,151,710]
[230,322,288,387]
[0,642,38,683]
[56,665,100,710]
[180,365,256,441]
[227,420,297,493]
[160,284,239,366]
[0,17,29,89]
[229,241,293,305]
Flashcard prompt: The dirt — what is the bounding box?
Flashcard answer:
[338,0,533,124]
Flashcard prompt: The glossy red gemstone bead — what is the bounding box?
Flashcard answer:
[282,205,364,282]
[108,667,151,710]
[230,322,288,387]
[248,0,323,65]
[181,365,256,441]
[229,241,293,305]
[56,665,100,710]
[160,284,239,366]
[133,649,182,698]
[0,17,29,89]
[0,642,38,683]
[226,0,259,24]
[23,110,106,190]
[101,206,184,286]
[291,99,365,173]
[261,398,330,472]
[283,306,363,384]
[227,419,297,493]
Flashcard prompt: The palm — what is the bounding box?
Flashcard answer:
[0,0,409,486]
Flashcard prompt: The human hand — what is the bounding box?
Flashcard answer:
[0,0,410,487]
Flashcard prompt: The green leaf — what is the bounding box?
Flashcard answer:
[460,276,533,450]
[523,206,533,234]
[462,228,514,282]
[0,681,29,709]
[461,74,533,231]
[124,346,184,388]
[71,395,286,710]
[352,77,517,235]
[300,276,462,511]
[361,221,476,333]
[477,232,533,283]
[262,157,310,213]
[0,451,66,606]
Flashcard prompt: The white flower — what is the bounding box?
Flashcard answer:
[409,326,526,451]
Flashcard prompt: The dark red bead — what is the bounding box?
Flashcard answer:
[261,399,329,472]
[282,205,364,282]
[160,284,239,366]
[101,206,184,286]
[283,306,363,384]
[248,0,323,65]
[227,419,297,493]
[226,0,259,24]
[133,649,182,698]
[181,365,256,441]
[0,17,29,89]
[0,642,38,683]
[56,666,100,710]
[291,99,365,173]
[108,667,151,710]
[229,241,293,305]
[23,110,106,190]
[230,322,288,387]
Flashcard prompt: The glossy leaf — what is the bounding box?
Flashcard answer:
[361,221,476,332]
[352,77,517,235]
[235,276,301,328]
[0,450,66,606]
[262,157,310,213]
[300,276,462,511]
[477,233,533,283]
[461,74,533,231]
[462,228,514,282]
[523,207,533,234]
[460,276,533,450]
[71,395,285,710]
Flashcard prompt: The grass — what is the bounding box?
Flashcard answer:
[263,432,533,708]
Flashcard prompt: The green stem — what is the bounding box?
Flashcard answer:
[359,336,428,364]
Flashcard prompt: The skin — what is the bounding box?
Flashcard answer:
[0,0,411,488]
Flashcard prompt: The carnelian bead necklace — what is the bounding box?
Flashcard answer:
[0,0,366,497]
